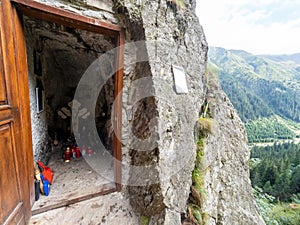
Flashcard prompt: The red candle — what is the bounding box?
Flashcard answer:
[82,145,86,156]
[88,147,93,156]
[64,147,71,162]
[75,146,81,158]
[71,145,76,158]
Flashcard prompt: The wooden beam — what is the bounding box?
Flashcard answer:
[114,29,125,192]
[32,183,117,215]
[11,0,121,37]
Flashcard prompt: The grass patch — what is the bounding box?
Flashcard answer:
[141,216,149,225]
[198,117,213,134]
[167,0,186,11]
[271,203,300,225]
[184,101,213,224]
[188,204,203,225]
[187,132,207,224]
[254,187,300,225]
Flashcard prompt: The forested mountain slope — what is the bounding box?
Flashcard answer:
[208,47,300,143]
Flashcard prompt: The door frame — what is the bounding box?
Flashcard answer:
[3,0,124,220]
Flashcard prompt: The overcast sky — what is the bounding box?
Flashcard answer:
[196,0,300,55]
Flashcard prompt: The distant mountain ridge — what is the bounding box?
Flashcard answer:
[208,47,300,143]
[260,53,300,73]
[260,53,300,64]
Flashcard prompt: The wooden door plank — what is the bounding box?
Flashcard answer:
[0,0,32,223]
[11,6,35,213]
[32,183,116,215]
[0,124,22,224]
[2,203,25,225]
[0,106,12,122]
[0,29,7,105]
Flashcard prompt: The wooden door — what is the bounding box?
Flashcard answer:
[0,0,34,224]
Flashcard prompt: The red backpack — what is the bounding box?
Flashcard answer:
[37,161,54,185]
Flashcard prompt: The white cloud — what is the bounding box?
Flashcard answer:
[196,0,300,54]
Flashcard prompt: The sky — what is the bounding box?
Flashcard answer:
[196,0,300,55]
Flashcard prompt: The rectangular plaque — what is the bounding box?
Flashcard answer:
[172,65,189,94]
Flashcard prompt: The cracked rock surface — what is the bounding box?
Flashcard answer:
[114,0,265,224]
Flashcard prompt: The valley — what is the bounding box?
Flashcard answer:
[208,47,300,225]
[208,47,300,144]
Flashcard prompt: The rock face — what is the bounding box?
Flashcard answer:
[201,74,266,224]
[113,0,265,224]
[114,0,207,224]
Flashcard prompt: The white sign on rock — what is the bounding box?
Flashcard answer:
[172,65,189,94]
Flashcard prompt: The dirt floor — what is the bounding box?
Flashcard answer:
[32,145,115,214]
[29,192,139,225]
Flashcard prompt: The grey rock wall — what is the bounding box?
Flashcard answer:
[114,0,265,224]
[26,35,50,162]
[202,76,266,224]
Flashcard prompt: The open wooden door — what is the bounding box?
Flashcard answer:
[0,0,34,224]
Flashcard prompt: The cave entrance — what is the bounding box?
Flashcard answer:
[15,1,123,215]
